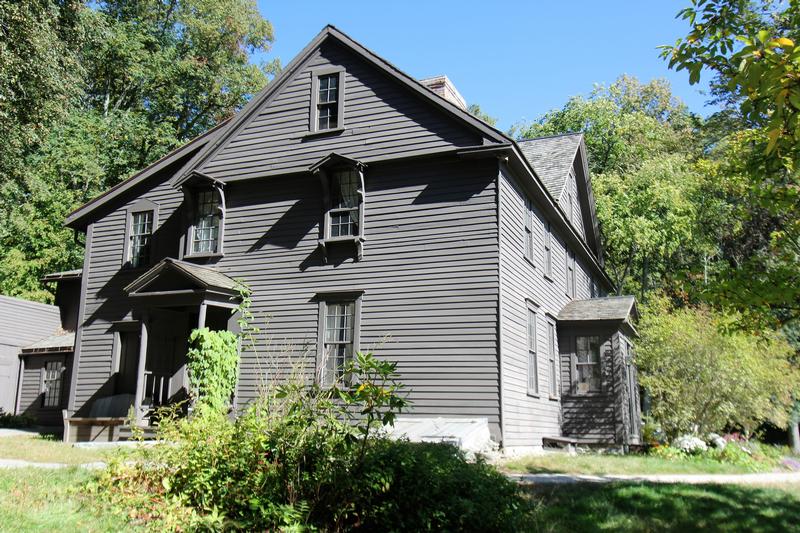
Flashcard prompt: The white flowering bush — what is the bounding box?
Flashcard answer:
[673,435,708,454]
[707,433,727,450]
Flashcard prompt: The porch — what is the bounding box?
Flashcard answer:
[64,259,241,442]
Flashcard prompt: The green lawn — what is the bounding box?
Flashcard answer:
[0,468,124,533]
[0,434,111,465]
[501,452,786,475]
[525,482,800,533]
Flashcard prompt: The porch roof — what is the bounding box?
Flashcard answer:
[124,258,240,297]
[22,330,75,353]
[558,296,639,334]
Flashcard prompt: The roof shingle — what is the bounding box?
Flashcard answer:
[518,133,582,198]
[558,296,637,323]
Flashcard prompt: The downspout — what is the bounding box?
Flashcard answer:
[496,161,506,450]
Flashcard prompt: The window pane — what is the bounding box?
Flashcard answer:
[193,189,220,254]
[527,307,538,393]
[130,210,153,267]
[318,103,338,130]
[549,322,558,396]
[329,170,360,237]
[318,74,338,103]
[575,336,601,392]
[322,301,355,386]
[43,361,63,408]
[527,309,536,352]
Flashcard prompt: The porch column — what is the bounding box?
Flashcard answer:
[133,312,149,423]
[197,301,207,329]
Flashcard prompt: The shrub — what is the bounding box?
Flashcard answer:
[0,408,34,428]
[356,440,532,532]
[98,352,532,530]
[636,296,798,438]
[186,327,239,413]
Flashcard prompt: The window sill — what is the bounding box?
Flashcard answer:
[543,274,553,283]
[549,395,560,402]
[183,252,224,260]
[523,255,536,268]
[320,236,363,246]
[526,391,540,399]
[304,127,346,140]
[564,391,603,398]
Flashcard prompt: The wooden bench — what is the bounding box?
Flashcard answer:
[542,436,578,453]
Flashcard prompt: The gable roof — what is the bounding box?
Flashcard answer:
[22,330,75,353]
[517,133,582,198]
[171,25,510,188]
[124,258,239,296]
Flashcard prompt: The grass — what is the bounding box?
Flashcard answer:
[0,434,110,465]
[525,482,800,533]
[501,451,786,476]
[0,468,124,533]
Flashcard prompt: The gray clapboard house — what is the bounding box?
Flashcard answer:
[60,25,641,451]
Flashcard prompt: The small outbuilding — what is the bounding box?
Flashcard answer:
[557,296,641,449]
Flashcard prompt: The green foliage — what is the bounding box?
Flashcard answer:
[649,440,786,472]
[636,296,799,438]
[186,328,239,413]
[99,354,531,531]
[466,103,498,127]
[662,0,800,329]
[0,409,34,429]
[0,1,276,301]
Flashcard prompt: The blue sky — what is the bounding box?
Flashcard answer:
[255,1,715,131]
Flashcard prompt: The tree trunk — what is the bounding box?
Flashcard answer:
[790,420,800,455]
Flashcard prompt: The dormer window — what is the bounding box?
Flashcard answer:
[182,173,226,258]
[310,153,366,262]
[192,189,221,254]
[311,69,345,133]
[329,169,360,238]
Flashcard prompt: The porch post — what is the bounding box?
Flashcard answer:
[133,312,149,423]
[197,301,207,329]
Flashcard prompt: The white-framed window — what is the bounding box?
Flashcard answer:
[124,199,158,268]
[575,336,602,394]
[311,69,345,132]
[42,360,64,408]
[526,302,538,395]
[548,320,558,398]
[544,221,553,278]
[318,293,362,387]
[129,211,153,268]
[328,169,361,238]
[190,188,222,254]
[524,198,534,263]
[565,249,576,298]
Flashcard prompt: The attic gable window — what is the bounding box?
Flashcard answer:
[311,69,345,133]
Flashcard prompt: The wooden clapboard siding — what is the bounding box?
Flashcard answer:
[72,154,501,433]
[0,295,61,413]
[498,168,593,449]
[17,354,72,426]
[559,166,586,239]
[200,39,482,181]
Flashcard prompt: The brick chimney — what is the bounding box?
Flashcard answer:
[419,75,467,110]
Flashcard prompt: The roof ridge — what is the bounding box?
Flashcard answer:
[518,131,584,143]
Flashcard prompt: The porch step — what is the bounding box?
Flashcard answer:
[118,424,159,441]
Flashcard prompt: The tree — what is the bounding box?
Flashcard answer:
[0,0,276,301]
[662,0,800,329]
[636,296,798,439]
[518,76,717,298]
[467,103,498,127]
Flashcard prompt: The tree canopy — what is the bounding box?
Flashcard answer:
[0,0,276,301]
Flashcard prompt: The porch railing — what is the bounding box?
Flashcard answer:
[142,370,172,408]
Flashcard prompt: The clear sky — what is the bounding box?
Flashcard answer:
[254,1,715,131]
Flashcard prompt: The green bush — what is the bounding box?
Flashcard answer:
[100,353,532,531]
[0,408,34,428]
[357,440,533,532]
